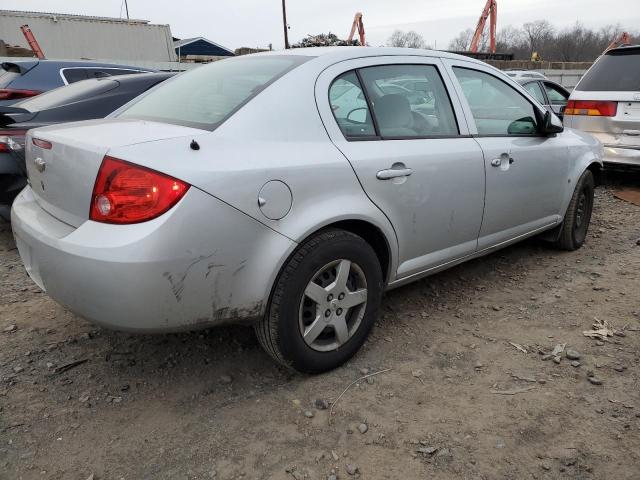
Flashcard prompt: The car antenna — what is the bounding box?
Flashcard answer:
[190,139,200,151]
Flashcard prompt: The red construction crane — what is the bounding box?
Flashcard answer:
[347,12,366,46]
[469,0,497,54]
[604,31,632,53]
[20,25,46,59]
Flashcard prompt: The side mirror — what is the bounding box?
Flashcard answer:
[542,110,564,134]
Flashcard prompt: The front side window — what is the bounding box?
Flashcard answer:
[358,64,459,138]
[523,81,546,104]
[119,55,310,131]
[543,82,568,106]
[453,67,539,136]
[329,71,375,138]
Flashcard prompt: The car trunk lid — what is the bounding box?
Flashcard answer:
[25,118,205,227]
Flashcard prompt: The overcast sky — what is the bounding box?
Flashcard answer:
[3,0,639,50]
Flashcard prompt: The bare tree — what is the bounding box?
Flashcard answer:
[522,20,554,58]
[449,20,638,61]
[448,28,474,51]
[387,30,428,49]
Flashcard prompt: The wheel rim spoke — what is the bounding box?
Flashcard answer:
[333,316,349,346]
[305,281,328,304]
[304,314,327,344]
[331,259,351,291]
[342,288,367,309]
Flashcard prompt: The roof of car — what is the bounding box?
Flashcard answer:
[4,59,152,69]
[251,46,490,67]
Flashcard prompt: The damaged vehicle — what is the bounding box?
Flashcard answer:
[11,48,603,373]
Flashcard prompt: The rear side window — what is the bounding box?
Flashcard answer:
[119,56,309,131]
[577,50,640,91]
[62,69,88,84]
[453,67,539,136]
[86,68,143,79]
[543,82,568,106]
[523,81,546,104]
[329,71,376,138]
[359,64,459,138]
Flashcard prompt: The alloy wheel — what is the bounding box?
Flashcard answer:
[298,259,368,352]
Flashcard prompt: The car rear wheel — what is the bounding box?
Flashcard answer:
[555,169,595,251]
[255,229,383,373]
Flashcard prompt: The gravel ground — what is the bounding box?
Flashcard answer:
[1,174,640,480]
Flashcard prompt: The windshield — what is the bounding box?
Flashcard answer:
[119,55,310,131]
[16,79,119,112]
[577,49,640,91]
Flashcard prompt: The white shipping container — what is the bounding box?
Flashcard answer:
[0,10,177,62]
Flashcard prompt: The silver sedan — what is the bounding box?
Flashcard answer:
[11,47,603,373]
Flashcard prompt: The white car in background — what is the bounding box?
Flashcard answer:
[505,70,548,81]
[565,45,640,168]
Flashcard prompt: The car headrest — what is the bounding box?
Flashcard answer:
[375,94,413,130]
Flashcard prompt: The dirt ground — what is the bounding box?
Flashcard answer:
[1,174,640,480]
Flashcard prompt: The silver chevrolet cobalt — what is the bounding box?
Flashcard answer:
[12,48,602,373]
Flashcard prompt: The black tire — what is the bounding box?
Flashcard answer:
[555,169,595,251]
[255,229,383,374]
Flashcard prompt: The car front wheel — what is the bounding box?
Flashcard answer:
[255,229,383,373]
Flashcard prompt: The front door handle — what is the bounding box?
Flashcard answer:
[377,165,413,180]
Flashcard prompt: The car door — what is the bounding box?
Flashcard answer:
[315,57,486,279]
[442,59,569,249]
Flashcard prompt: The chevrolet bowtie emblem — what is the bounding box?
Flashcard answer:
[34,157,46,173]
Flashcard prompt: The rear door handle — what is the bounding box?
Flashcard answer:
[491,154,514,167]
[376,166,413,180]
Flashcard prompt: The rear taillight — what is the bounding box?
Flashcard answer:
[90,156,189,224]
[0,130,27,153]
[565,100,618,117]
[0,88,41,100]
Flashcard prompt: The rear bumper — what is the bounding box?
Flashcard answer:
[602,145,640,167]
[11,186,296,332]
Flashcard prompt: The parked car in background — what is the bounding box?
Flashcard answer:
[505,70,547,81]
[0,59,153,105]
[0,72,174,220]
[517,78,570,120]
[11,48,602,373]
[565,45,640,168]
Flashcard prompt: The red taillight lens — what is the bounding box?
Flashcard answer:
[90,156,190,224]
[565,100,617,117]
[0,88,41,100]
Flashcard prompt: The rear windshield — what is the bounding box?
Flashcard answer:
[119,55,310,130]
[16,79,119,112]
[577,49,640,91]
